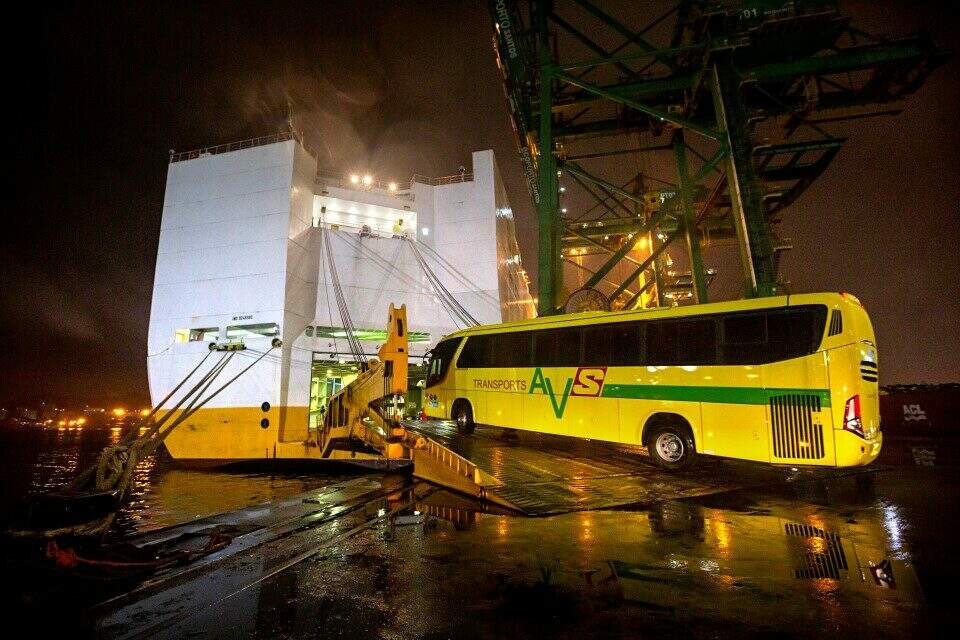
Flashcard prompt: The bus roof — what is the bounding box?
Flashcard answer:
[442,292,860,340]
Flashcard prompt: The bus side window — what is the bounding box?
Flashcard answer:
[458,335,490,368]
[646,321,679,365]
[676,318,718,365]
[583,322,640,366]
[767,307,827,361]
[721,313,766,364]
[646,319,717,365]
[534,328,582,367]
[495,331,533,368]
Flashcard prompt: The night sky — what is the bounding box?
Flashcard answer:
[1,0,957,406]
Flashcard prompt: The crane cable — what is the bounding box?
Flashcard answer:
[332,229,471,335]
[361,233,405,322]
[414,240,500,307]
[321,226,368,366]
[405,237,480,327]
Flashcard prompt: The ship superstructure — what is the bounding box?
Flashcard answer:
[147,132,534,463]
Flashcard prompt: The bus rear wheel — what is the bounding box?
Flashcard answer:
[453,402,475,435]
[646,424,696,471]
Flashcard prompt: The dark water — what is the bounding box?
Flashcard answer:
[0,426,340,539]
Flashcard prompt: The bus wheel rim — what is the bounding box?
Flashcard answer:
[457,412,468,427]
[656,433,684,462]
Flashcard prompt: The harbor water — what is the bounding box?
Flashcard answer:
[0,426,343,540]
[3,421,959,638]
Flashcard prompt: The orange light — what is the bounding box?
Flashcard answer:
[140,408,150,417]
[112,408,126,417]
[77,417,87,426]
[58,420,66,426]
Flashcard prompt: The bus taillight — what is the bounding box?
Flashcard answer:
[844,395,865,438]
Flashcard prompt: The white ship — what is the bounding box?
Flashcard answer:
[147,131,534,465]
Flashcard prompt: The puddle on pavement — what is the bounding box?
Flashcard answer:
[147,467,938,640]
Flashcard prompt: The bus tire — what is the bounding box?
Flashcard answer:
[452,401,475,435]
[645,422,696,471]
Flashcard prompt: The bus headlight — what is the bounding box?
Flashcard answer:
[844,394,865,438]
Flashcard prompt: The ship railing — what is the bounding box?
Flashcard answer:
[410,172,474,185]
[316,171,475,191]
[315,171,413,194]
[169,130,305,163]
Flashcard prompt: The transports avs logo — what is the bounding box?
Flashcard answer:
[528,367,607,419]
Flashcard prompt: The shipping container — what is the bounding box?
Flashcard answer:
[879,384,960,438]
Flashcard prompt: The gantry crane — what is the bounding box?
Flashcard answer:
[488,0,947,314]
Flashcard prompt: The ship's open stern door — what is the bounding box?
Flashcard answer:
[316,304,520,512]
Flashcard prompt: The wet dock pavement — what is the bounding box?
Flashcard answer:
[405,420,874,514]
[16,431,960,639]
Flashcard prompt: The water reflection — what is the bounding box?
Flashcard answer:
[0,428,344,539]
[155,479,930,640]
[422,479,919,634]
[881,501,907,559]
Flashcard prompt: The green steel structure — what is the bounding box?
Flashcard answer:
[488,0,947,315]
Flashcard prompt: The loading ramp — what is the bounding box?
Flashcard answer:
[404,419,869,515]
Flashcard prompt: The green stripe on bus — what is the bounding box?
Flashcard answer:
[601,384,832,407]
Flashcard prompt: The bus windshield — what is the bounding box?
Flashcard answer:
[426,338,462,387]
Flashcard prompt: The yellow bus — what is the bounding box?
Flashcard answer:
[423,292,881,470]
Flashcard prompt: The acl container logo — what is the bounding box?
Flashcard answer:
[902,404,927,422]
[529,367,607,419]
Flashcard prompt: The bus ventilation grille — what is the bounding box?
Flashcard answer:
[860,360,878,383]
[828,310,843,336]
[785,522,848,579]
[770,395,825,460]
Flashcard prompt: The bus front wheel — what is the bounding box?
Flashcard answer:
[646,424,696,471]
[453,402,475,435]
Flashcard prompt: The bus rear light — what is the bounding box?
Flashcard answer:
[844,395,865,438]
[840,291,864,308]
